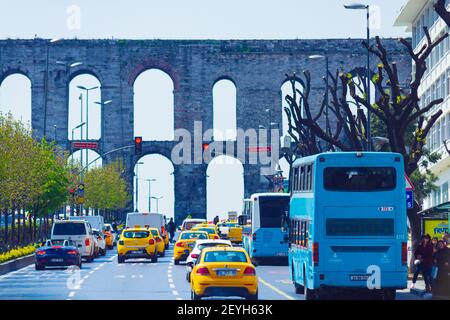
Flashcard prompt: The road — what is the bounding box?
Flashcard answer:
[0,247,420,300]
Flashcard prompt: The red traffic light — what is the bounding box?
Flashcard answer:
[69,188,75,195]
[202,143,209,151]
[135,136,143,155]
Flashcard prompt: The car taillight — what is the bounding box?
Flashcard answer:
[252,233,256,241]
[85,238,90,246]
[67,250,78,255]
[156,237,162,242]
[36,250,46,255]
[191,253,198,259]
[402,242,407,265]
[176,242,184,247]
[213,235,219,239]
[149,239,155,245]
[196,267,210,275]
[312,242,319,266]
[243,267,255,275]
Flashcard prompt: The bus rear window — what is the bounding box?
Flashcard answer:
[259,196,290,228]
[324,167,396,191]
[326,218,394,236]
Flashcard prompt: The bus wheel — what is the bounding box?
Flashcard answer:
[303,266,318,300]
[382,289,396,300]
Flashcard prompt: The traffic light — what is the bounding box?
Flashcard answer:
[134,136,142,155]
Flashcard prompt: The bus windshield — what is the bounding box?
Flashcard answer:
[324,167,396,192]
[259,196,289,228]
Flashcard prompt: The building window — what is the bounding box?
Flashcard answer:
[442,182,449,203]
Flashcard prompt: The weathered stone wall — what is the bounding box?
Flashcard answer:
[0,38,412,224]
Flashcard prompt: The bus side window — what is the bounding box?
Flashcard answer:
[293,167,298,192]
[304,221,309,248]
[300,166,304,191]
[309,164,314,191]
[306,165,311,191]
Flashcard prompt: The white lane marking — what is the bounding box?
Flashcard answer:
[114,275,126,279]
[89,271,95,275]
[83,275,89,279]
[139,275,143,278]
[168,269,172,274]
[169,283,175,289]
[259,277,296,300]
[131,275,136,278]
[0,265,33,281]
[68,291,76,298]
[176,297,183,300]
[168,274,172,278]
[168,278,173,283]
[172,290,179,296]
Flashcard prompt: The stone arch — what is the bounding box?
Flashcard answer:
[68,149,103,168]
[133,153,175,217]
[0,72,32,126]
[133,69,174,141]
[206,155,244,220]
[128,60,179,91]
[212,78,237,141]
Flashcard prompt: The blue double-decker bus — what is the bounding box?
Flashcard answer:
[287,152,407,300]
[242,193,290,263]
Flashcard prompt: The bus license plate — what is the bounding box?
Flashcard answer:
[217,270,236,276]
[276,252,288,257]
[350,275,370,281]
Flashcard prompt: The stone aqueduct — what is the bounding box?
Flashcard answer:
[0,39,411,224]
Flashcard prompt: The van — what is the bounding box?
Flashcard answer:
[69,215,105,232]
[181,218,207,231]
[125,212,165,230]
[51,220,96,262]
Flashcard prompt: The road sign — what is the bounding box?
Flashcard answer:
[248,146,271,153]
[77,183,85,197]
[405,174,415,191]
[77,196,85,204]
[72,141,99,149]
[406,190,414,209]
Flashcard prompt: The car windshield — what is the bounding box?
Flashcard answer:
[150,230,159,237]
[105,225,111,231]
[203,251,247,263]
[195,228,215,234]
[123,231,149,238]
[53,223,86,235]
[197,243,231,250]
[180,232,208,240]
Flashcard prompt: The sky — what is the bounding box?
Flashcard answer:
[0,1,411,221]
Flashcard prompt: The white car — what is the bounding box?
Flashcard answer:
[185,239,232,282]
[92,229,106,256]
[51,220,96,262]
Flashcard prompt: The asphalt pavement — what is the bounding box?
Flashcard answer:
[0,247,421,300]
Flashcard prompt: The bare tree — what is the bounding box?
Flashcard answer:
[435,0,450,27]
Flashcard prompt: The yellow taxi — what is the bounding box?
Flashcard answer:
[160,226,170,249]
[174,231,209,265]
[192,226,220,240]
[117,227,158,263]
[149,227,166,257]
[103,229,114,249]
[190,247,258,300]
[227,225,243,244]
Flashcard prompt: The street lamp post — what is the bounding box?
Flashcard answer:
[135,162,144,212]
[53,125,57,143]
[145,179,157,212]
[309,54,330,150]
[77,85,99,170]
[94,99,112,153]
[344,3,371,151]
[151,196,163,213]
[71,122,86,153]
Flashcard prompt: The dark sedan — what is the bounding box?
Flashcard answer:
[35,239,82,270]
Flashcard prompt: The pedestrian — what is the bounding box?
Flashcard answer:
[213,215,219,225]
[167,217,176,243]
[432,237,439,253]
[411,234,434,292]
[432,240,450,298]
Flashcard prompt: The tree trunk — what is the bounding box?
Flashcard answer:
[33,208,37,243]
[2,208,8,249]
[11,206,16,247]
[17,208,21,246]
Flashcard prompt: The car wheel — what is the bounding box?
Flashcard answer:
[35,264,44,271]
[174,259,180,265]
[101,249,106,256]
[191,290,202,300]
[186,272,190,282]
[160,250,165,257]
[382,289,396,300]
[246,291,258,300]
[151,255,158,263]
[118,256,124,263]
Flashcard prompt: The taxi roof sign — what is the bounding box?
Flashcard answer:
[405,173,414,191]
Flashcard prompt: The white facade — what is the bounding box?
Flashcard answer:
[395,0,450,209]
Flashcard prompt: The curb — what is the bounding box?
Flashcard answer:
[0,254,35,276]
